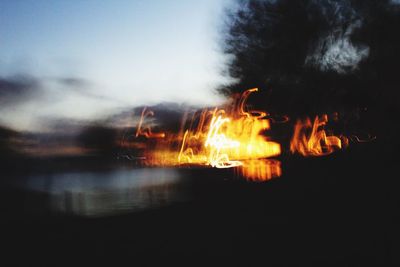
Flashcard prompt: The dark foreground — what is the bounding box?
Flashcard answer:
[0,141,399,267]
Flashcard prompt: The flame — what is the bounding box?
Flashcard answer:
[204,113,242,168]
[127,89,368,181]
[290,114,347,156]
[131,88,281,181]
[136,107,165,138]
[178,88,281,168]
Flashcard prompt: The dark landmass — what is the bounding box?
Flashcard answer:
[1,139,398,266]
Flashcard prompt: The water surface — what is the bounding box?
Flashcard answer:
[19,168,186,217]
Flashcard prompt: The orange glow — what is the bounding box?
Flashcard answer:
[237,159,282,181]
[290,114,347,156]
[133,88,281,182]
[136,107,165,138]
[128,89,367,181]
[177,88,281,168]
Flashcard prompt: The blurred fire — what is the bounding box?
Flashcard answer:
[127,89,371,181]
[290,114,348,157]
[178,88,281,168]
[135,88,281,180]
[135,107,165,138]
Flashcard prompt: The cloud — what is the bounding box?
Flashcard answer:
[0,75,93,107]
[52,76,126,104]
[56,77,90,88]
[0,74,127,132]
[0,75,41,106]
[0,74,119,107]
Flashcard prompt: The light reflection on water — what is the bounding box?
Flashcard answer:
[18,160,281,216]
[236,159,282,181]
[24,168,185,217]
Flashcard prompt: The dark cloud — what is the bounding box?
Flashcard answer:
[0,74,118,109]
[56,77,89,88]
[0,75,40,106]
[0,75,91,107]
[54,76,125,104]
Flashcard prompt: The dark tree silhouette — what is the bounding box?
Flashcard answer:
[0,126,17,157]
[220,0,400,120]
